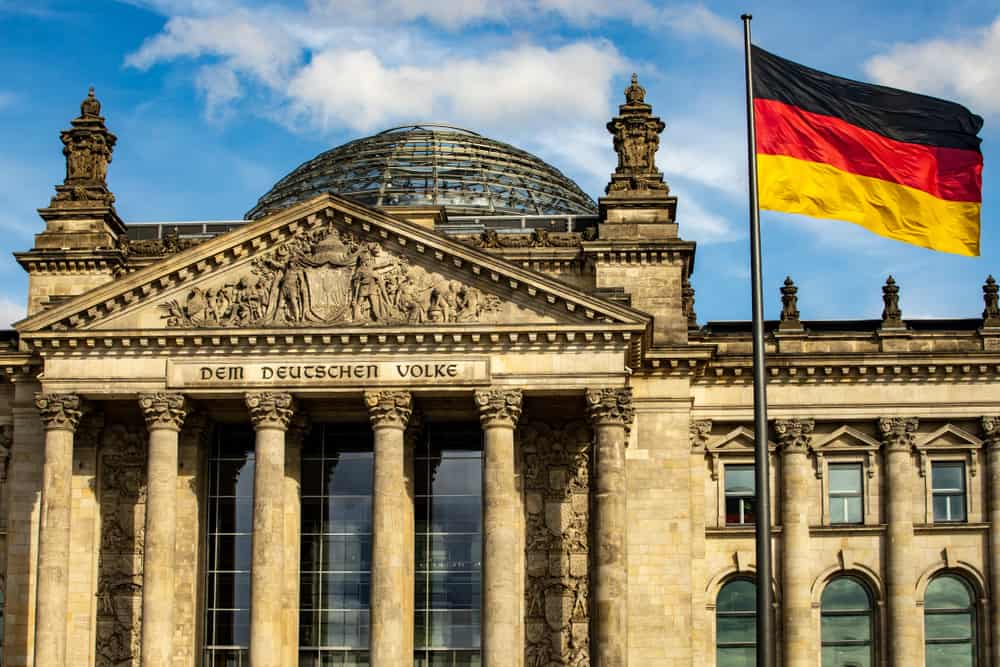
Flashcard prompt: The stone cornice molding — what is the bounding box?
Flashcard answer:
[982,416,1000,450]
[138,392,188,432]
[585,387,634,428]
[34,392,84,432]
[365,390,412,430]
[245,392,295,431]
[879,417,918,452]
[690,419,712,452]
[475,388,523,428]
[774,418,815,454]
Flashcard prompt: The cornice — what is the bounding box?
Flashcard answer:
[582,238,696,266]
[14,250,126,275]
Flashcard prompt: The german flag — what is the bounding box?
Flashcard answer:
[752,46,984,256]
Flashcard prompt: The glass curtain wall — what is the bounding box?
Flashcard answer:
[299,424,374,666]
[204,427,256,667]
[414,424,483,666]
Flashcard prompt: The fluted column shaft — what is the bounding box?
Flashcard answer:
[983,417,1000,666]
[138,393,188,667]
[366,391,413,665]
[476,389,523,667]
[775,419,814,667]
[246,392,295,667]
[283,416,309,667]
[586,388,633,667]
[881,417,919,666]
[33,393,83,667]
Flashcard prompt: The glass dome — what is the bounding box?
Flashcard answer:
[246,123,598,219]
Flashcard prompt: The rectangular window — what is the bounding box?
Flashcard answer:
[204,427,255,667]
[932,461,967,523]
[415,424,482,666]
[725,465,756,526]
[299,424,374,666]
[829,463,864,525]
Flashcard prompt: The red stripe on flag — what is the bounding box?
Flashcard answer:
[755,99,983,203]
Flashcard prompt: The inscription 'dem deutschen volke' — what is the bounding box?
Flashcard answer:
[165,358,491,388]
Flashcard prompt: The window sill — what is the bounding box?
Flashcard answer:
[915,522,989,534]
[810,524,886,535]
[707,526,782,536]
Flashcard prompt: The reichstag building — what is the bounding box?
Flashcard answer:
[0,77,996,667]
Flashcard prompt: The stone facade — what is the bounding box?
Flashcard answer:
[0,83,998,667]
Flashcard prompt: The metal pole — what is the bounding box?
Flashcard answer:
[741,13,774,667]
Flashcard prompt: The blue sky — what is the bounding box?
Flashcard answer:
[1,0,999,327]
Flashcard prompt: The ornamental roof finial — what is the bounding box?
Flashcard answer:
[80,86,101,118]
[625,72,646,105]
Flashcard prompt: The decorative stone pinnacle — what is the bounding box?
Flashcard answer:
[245,392,295,430]
[981,416,1000,450]
[365,391,412,429]
[779,276,802,331]
[81,86,101,118]
[878,416,918,451]
[34,393,84,432]
[682,275,698,330]
[690,419,712,452]
[138,393,188,431]
[774,418,814,453]
[475,389,523,428]
[47,87,117,210]
[983,276,1000,327]
[604,73,668,197]
[585,387,634,428]
[880,276,903,329]
[0,424,11,483]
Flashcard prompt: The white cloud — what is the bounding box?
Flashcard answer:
[864,16,1000,115]
[0,296,25,329]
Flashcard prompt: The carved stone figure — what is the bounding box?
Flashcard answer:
[682,275,697,330]
[0,424,11,483]
[984,275,1000,327]
[49,88,118,210]
[605,74,669,196]
[881,276,903,328]
[879,416,918,451]
[779,276,803,330]
[774,419,814,453]
[522,419,592,666]
[160,223,503,328]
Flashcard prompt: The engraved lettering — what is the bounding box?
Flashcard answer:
[262,366,273,380]
[201,367,212,380]
[447,363,458,377]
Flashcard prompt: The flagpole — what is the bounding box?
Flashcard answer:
[741,14,774,667]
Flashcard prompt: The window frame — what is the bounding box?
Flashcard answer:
[820,576,875,667]
[931,460,968,524]
[724,464,757,526]
[827,462,865,526]
[923,573,978,667]
[715,577,757,665]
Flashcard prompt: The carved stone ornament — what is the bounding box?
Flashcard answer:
[585,388,634,428]
[682,275,698,330]
[124,230,203,258]
[138,392,188,431]
[159,222,503,328]
[0,424,11,483]
[779,276,802,331]
[49,88,117,210]
[982,416,1000,450]
[475,388,523,428]
[245,392,295,430]
[983,276,1000,327]
[774,418,814,453]
[365,391,413,429]
[881,276,903,328]
[35,392,84,431]
[879,416,918,451]
[473,228,582,250]
[605,73,669,196]
[689,419,712,452]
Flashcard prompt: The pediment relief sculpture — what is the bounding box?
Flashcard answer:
[158,223,510,329]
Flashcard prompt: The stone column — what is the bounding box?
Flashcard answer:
[880,417,920,666]
[246,392,295,667]
[365,391,413,665]
[586,387,634,667]
[137,393,188,667]
[774,418,815,667]
[982,416,1000,666]
[33,393,83,667]
[283,414,309,667]
[476,388,523,667]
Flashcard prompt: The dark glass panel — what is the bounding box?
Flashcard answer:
[717,647,756,667]
[717,580,756,612]
[326,454,374,495]
[932,463,965,491]
[213,497,254,535]
[822,615,872,643]
[821,578,871,612]
[327,496,373,534]
[925,612,974,641]
[925,575,973,609]
[829,464,863,493]
[821,645,872,667]
[213,534,252,572]
[416,457,482,496]
[716,616,756,644]
[416,533,481,571]
[725,466,755,494]
[415,572,481,610]
[925,643,974,667]
[211,572,251,610]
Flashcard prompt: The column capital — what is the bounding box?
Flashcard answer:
[774,418,814,453]
[34,392,84,432]
[475,388,523,428]
[365,391,412,429]
[586,387,634,428]
[139,392,189,432]
[245,392,296,431]
[879,416,918,451]
[982,416,1000,449]
[690,419,712,452]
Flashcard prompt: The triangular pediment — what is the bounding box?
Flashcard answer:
[18,195,649,341]
[812,426,880,452]
[916,424,982,451]
[708,426,777,452]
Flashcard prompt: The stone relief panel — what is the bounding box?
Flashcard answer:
[95,424,147,667]
[158,222,510,328]
[521,419,592,667]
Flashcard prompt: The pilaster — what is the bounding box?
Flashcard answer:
[982,415,1000,666]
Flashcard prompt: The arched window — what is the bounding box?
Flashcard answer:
[924,574,977,667]
[716,578,756,666]
[821,576,873,667]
